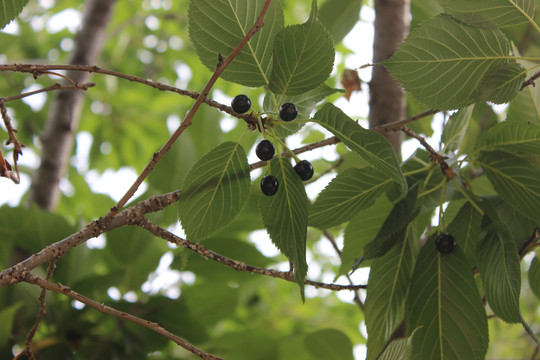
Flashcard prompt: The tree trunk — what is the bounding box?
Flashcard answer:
[28,0,116,210]
[369,0,410,158]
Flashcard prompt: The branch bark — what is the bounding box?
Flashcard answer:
[369,0,411,158]
[28,0,117,210]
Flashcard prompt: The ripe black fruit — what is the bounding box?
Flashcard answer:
[436,233,457,254]
[294,160,314,181]
[256,140,275,161]
[261,175,279,196]
[231,94,251,114]
[279,103,298,122]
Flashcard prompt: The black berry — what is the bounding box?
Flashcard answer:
[279,103,298,122]
[261,175,279,196]
[256,140,275,161]
[436,233,457,254]
[231,94,251,114]
[294,160,314,181]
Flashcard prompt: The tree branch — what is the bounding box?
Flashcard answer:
[136,216,365,291]
[22,273,224,360]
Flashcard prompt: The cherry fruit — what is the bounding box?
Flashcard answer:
[231,94,251,114]
[294,160,314,181]
[436,233,457,254]
[279,103,298,122]
[256,140,275,161]
[261,175,279,196]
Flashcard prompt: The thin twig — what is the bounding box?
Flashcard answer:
[373,108,439,132]
[21,260,57,360]
[23,273,224,360]
[521,69,540,90]
[98,0,274,229]
[250,136,341,171]
[0,100,23,183]
[1,82,95,103]
[136,216,366,291]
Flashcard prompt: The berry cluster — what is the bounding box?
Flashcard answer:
[255,138,313,196]
[230,95,310,196]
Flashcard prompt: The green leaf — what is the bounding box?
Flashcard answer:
[363,184,419,260]
[476,121,540,155]
[442,105,474,153]
[318,0,362,44]
[0,302,22,347]
[0,0,29,29]
[263,84,340,138]
[438,0,535,28]
[446,202,482,267]
[313,103,407,196]
[259,157,308,297]
[304,329,354,360]
[339,195,393,276]
[378,333,416,360]
[406,235,488,360]
[477,62,526,104]
[507,79,540,124]
[385,14,515,110]
[478,151,540,222]
[178,142,251,240]
[308,167,391,229]
[268,3,334,95]
[528,256,540,301]
[476,225,521,323]
[188,0,284,87]
[365,227,417,360]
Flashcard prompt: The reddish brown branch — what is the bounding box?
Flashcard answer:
[1,82,96,103]
[23,273,224,360]
[136,217,366,291]
[0,100,23,183]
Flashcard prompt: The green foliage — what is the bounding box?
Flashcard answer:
[268,1,335,95]
[259,157,309,297]
[313,103,407,196]
[385,14,524,110]
[406,236,489,359]
[188,0,284,87]
[177,141,251,240]
[2,0,540,359]
[0,0,29,29]
[304,328,355,360]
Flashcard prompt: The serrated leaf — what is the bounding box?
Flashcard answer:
[308,167,391,229]
[478,151,540,222]
[438,0,534,28]
[259,157,308,297]
[188,0,283,87]
[365,227,416,360]
[442,105,474,153]
[476,224,521,323]
[268,6,334,95]
[507,80,540,124]
[363,184,419,259]
[339,195,393,276]
[477,62,526,104]
[528,256,540,301]
[0,0,29,29]
[318,0,362,44]
[313,103,407,196]
[378,333,416,360]
[178,142,251,240]
[385,14,515,110]
[476,121,540,155]
[263,84,340,138]
[406,235,488,360]
[446,202,482,266]
[304,329,354,360]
